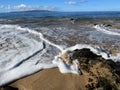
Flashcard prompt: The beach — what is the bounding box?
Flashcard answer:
[0,11,120,90]
[8,68,85,90]
[1,48,120,90]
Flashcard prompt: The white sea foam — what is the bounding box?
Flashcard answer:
[0,24,78,86]
[0,24,58,86]
[93,25,120,61]
[61,44,110,59]
[53,56,80,74]
[94,25,120,36]
[0,24,120,86]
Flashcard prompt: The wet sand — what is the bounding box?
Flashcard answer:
[1,18,120,90]
[8,68,86,90]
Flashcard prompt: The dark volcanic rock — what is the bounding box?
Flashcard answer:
[72,48,99,59]
[61,48,120,90]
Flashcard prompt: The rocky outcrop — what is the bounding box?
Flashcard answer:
[60,48,120,90]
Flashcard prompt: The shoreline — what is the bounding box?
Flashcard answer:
[0,17,120,89]
[1,68,86,90]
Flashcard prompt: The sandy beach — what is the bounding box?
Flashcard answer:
[5,68,85,90]
[0,12,120,90]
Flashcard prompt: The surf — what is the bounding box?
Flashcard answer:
[0,24,120,86]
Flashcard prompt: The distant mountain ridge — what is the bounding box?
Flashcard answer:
[10,10,53,13]
[24,10,51,12]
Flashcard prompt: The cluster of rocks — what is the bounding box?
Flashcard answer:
[61,48,120,90]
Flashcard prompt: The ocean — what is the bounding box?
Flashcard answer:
[1,11,120,19]
[0,11,120,86]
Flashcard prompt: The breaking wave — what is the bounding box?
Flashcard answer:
[0,24,120,86]
[94,24,120,36]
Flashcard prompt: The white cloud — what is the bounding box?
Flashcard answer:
[65,1,78,5]
[3,4,58,12]
[65,0,86,5]
[15,4,27,9]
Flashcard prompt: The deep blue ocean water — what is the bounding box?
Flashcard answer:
[0,11,120,19]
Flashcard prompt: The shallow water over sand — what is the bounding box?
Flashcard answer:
[31,23,120,56]
[0,18,120,86]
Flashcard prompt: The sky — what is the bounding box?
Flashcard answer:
[0,0,120,12]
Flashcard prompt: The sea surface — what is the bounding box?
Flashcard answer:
[1,11,120,19]
[0,11,120,86]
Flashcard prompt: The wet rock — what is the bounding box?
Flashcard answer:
[88,78,93,82]
[70,18,75,21]
[106,24,112,27]
[72,48,99,59]
[93,23,97,26]
[61,48,120,90]
[85,84,94,90]
[103,23,112,27]
[103,59,116,69]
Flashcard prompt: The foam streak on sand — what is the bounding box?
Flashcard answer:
[17,26,64,52]
[94,25,120,36]
[16,25,81,74]
[93,25,120,61]
[0,24,80,86]
[0,24,120,86]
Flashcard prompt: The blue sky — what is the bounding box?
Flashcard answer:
[0,0,120,12]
